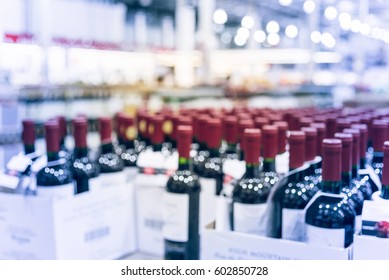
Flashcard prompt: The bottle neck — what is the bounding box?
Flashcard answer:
[178,156,190,171]
[24,144,35,155]
[373,152,384,164]
[342,171,352,185]
[47,151,59,162]
[244,163,260,178]
[380,185,389,200]
[263,158,276,172]
[360,158,366,169]
[225,142,237,154]
[209,147,220,158]
[124,140,135,149]
[321,180,342,194]
[101,142,114,154]
[153,143,163,152]
[74,147,88,159]
[352,165,360,180]
[60,138,67,151]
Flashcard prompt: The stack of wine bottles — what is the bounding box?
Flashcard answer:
[5,105,389,259]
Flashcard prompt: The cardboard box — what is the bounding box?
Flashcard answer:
[0,183,136,259]
[353,234,389,259]
[201,223,352,260]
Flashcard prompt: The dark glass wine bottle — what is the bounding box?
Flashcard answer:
[197,119,223,196]
[326,115,338,138]
[343,128,372,201]
[260,125,280,187]
[237,119,254,160]
[36,120,74,198]
[223,116,239,160]
[301,127,321,193]
[72,118,100,194]
[311,122,326,157]
[22,119,36,155]
[232,128,271,235]
[372,141,389,201]
[97,117,125,184]
[118,114,138,176]
[164,125,201,260]
[305,139,355,248]
[271,131,315,240]
[351,124,368,168]
[273,121,288,156]
[371,120,388,181]
[193,115,210,174]
[56,116,72,162]
[335,132,364,233]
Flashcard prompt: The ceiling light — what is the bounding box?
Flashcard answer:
[279,0,293,7]
[310,31,321,44]
[213,9,228,25]
[350,19,362,33]
[266,21,280,33]
[324,6,338,21]
[267,33,280,46]
[234,35,247,47]
[221,32,232,44]
[237,27,250,39]
[254,30,266,43]
[321,32,336,49]
[285,25,299,38]
[241,16,255,29]
[303,0,315,14]
[360,23,371,36]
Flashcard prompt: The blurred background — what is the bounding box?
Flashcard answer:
[0,0,388,166]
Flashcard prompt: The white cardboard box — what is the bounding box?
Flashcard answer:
[201,224,352,260]
[0,183,136,260]
[353,234,389,260]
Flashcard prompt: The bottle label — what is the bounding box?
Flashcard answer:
[36,182,75,199]
[163,192,189,242]
[99,172,127,188]
[355,215,362,234]
[233,202,267,235]
[282,208,305,241]
[223,159,246,180]
[88,177,101,192]
[199,178,216,196]
[305,225,345,248]
[125,167,138,182]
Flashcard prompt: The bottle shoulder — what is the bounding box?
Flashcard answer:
[73,157,100,178]
[232,177,272,204]
[37,162,73,186]
[98,152,124,173]
[166,170,201,193]
[306,193,356,228]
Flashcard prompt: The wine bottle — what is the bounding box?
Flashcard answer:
[372,141,389,201]
[335,132,364,233]
[326,115,338,138]
[343,128,372,201]
[36,120,74,198]
[223,116,239,160]
[305,139,355,248]
[117,114,139,181]
[301,127,321,193]
[237,119,254,160]
[351,124,368,168]
[56,116,72,162]
[231,128,270,236]
[22,119,36,155]
[260,125,280,187]
[193,115,210,174]
[271,131,315,240]
[72,118,100,194]
[371,120,388,180]
[97,117,125,186]
[163,125,201,260]
[197,118,223,196]
[311,123,326,157]
[273,121,288,156]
